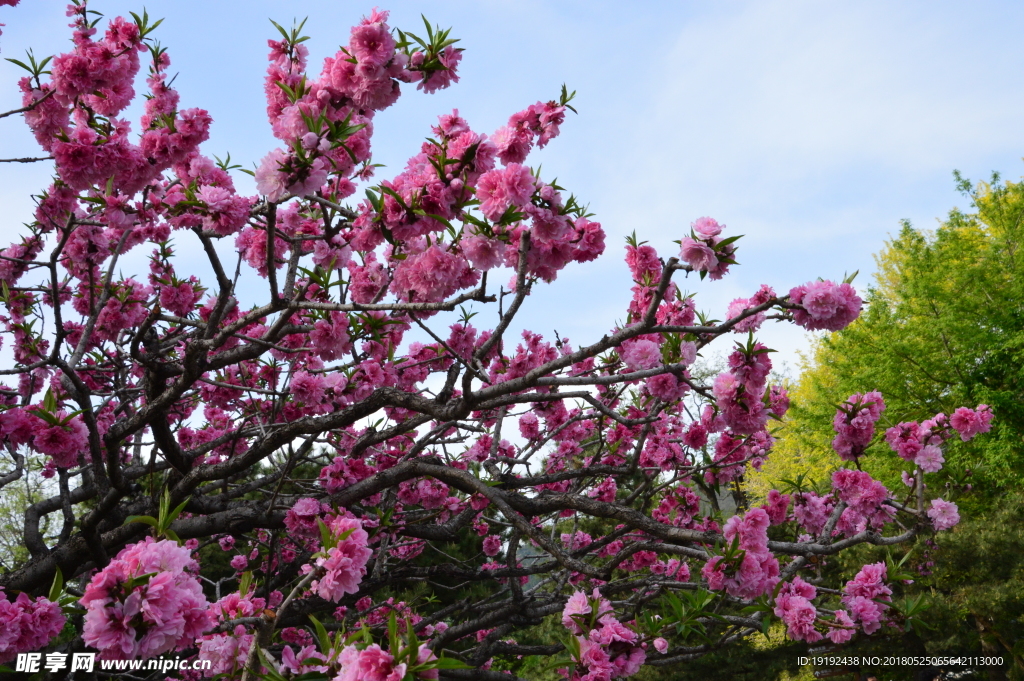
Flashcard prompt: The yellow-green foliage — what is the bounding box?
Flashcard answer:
[750,173,1024,677]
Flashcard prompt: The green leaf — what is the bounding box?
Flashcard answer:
[239,570,253,597]
[48,566,64,603]
[310,614,331,652]
[432,657,473,670]
[125,515,159,528]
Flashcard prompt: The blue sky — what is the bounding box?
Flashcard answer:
[3,0,1024,371]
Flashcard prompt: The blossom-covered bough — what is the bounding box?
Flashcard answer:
[0,2,993,679]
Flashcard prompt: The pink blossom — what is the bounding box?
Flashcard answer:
[678,237,718,272]
[927,498,960,531]
[761,490,791,525]
[949,405,993,441]
[390,245,478,303]
[417,45,462,94]
[159,280,202,317]
[793,492,833,536]
[774,594,821,642]
[519,412,541,439]
[284,497,324,537]
[789,280,861,331]
[620,338,662,371]
[653,637,668,654]
[885,421,923,461]
[914,444,945,473]
[645,372,688,402]
[197,625,253,676]
[350,22,396,67]
[31,413,88,468]
[255,148,290,202]
[482,535,502,557]
[562,591,592,634]
[81,538,213,660]
[0,589,65,664]
[692,217,723,237]
[847,595,884,634]
[832,391,885,461]
[313,517,373,601]
[336,643,407,681]
[310,311,352,362]
[827,610,855,644]
[461,235,506,270]
[475,163,535,222]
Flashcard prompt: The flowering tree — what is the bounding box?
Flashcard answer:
[0,2,994,679]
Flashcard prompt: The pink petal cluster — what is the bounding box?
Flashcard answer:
[712,343,775,435]
[760,489,791,525]
[284,497,328,538]
[678,217,735,280]
[561,590,645,680]
[81,537,213,660]
[476,163,535,222]
[0,589,65,664]
[482,535,502,557]
[29,412,89,468]
[726,285,776,333]
[619,338,662,371]
[197,625,253,677]
[702,507,779,600]
[312,517,373,602]
[927,498,960,531]
[884,412,960,473]
[773,576,821,642]
[949,405,993,441]
[788,280,861,331]
[390,244,479,304]
[831,391,885,461]
[831,469,892,535]
[335,643,407,681]
[492,100,566,164]
[792,492,835,536]
[841,562,891,635]
[22,8,211,198]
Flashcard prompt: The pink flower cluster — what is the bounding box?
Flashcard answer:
[702,507,779,600]
[726,284,776,333]
[256,9,440,203]
[22,8,211,197]
[712,342,775,435]
[336,643,403,681]
[773,576,855,644]
[788,280,861,331]
[493,100,566,163]
[312,517,373,602]
[0,588,65,664]
[773,576,820,642]
[949,405,993,441]
[81,537,213,660]
[831,469,893,536]
[197,625,254,677]
[832,391,885,461]
[840,562,891,634]
[561,590,645,680]
[678,217,735,279]
[792,491,835,536]
[0,407,88,468]
[884,406,988,475]
[927,498,960,531]
[284,497,330,538]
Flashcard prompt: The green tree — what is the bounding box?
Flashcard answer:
[753,174,1024,679]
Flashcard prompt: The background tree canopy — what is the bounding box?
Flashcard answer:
[751,173,1024,680]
